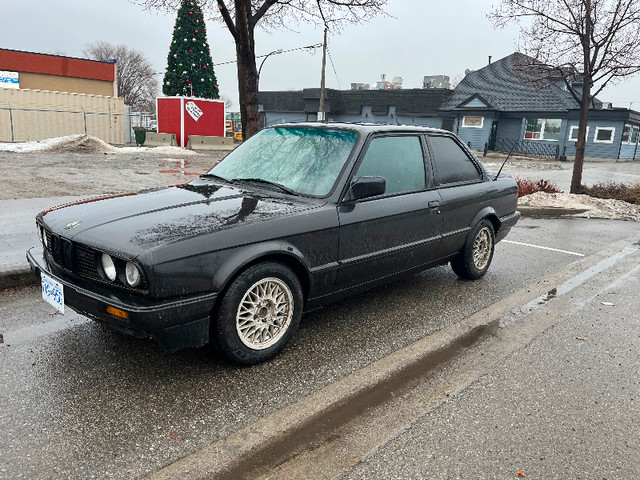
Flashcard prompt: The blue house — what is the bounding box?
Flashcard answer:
[258,53,640,160]
[439,53,640,161]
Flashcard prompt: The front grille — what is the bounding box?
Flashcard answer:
[43,229,149,293]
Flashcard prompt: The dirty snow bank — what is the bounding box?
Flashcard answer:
[519,192,640,221]
[0,135,197,155]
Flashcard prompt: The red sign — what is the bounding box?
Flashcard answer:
[157,96,225,147]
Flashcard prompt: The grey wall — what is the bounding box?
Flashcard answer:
[563,119,625,159]
[456,115,493,150]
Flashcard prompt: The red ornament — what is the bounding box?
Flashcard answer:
[173,25,176,29]
[203,65,206,69]
[195,30,199,33]
[186,79,190,83]
[189,49,192,53]
[189,11,193,15]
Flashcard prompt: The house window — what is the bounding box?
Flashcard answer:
[568,125,590,142]
[594,126,615,143]
[622,124,639,144]
[462,116,484,128]
[524,118,561,141]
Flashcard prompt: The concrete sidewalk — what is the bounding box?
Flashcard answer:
[0,196,85,289]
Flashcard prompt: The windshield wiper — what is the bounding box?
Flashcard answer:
[231,178,298,195]
[200,173,233,184]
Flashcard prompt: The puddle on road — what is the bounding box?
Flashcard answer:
[0,314,89,348]
[158,159,202,176]
[500,242,640,327]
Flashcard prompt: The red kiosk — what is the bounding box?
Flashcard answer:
[156,96,225,147]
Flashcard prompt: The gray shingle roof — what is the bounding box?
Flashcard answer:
[259,88,453,116]
[439,53,583,112]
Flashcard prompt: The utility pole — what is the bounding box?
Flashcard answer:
[318,27,328,122]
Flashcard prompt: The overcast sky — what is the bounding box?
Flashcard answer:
[3,0,640,110]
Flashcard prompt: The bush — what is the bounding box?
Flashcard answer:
[580,182,640,205]
[516,178,562,198]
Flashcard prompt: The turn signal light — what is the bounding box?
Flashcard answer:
[106,306,129,320]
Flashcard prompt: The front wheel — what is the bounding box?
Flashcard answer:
[451,219,495,280]
[214,262,303,365]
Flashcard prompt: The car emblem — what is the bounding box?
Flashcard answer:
[64,220,82,230]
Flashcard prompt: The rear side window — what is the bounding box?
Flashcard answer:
[354,136,426,195]
[429,135,481,185]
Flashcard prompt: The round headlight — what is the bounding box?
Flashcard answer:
[125,262,141,288]
[101,254,117,281]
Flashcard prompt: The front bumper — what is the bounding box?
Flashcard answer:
[26,247,218,351]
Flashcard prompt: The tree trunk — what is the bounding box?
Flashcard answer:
[234,0,260,140]
[570,84,591,194]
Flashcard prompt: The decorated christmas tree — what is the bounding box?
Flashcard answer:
[163,0,219,98]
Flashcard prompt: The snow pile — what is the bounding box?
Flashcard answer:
[519,192,640,221]
[0,135,200,155]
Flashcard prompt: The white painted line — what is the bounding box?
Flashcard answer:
[502,240,585,257]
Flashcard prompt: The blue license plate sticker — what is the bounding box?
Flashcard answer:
[41,272,64,314]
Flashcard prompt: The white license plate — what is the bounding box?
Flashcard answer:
[41,272,65,314]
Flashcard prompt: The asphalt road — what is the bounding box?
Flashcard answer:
[1,217,639,479]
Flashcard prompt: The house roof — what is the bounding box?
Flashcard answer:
[439,53,597,112]
[259,88,453,116]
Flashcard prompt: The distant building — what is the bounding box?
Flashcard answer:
[0,48,124,144]
[374,74,403,90]
[423,75,450,89]
[351,83,370,91]
[258,53,640,161]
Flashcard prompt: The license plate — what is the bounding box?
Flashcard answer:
[41,272,65,314]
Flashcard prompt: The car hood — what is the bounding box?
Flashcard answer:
[40,180,323,257]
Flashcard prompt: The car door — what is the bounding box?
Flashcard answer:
[426,134,491,258]
[335,134,443,292]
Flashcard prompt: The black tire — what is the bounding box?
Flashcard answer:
[450,219,495,280]
[214,262,303,365]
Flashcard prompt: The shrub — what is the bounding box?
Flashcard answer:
[580,182,640,205]
[516,178,562,198]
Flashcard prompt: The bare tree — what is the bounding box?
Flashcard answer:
[83,41,159,112]
[136,0,388,139]
[220,93,234,110]
[489,0,640,193]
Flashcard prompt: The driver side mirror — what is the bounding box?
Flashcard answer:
[347,176,386,201]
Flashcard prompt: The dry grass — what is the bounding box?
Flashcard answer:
[516,178,562,198]
[580,182,640,205]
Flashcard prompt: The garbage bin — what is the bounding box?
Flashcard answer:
[133,127,146,146]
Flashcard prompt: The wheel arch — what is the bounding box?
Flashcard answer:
[470,207,500,236]
[210,244,311,318]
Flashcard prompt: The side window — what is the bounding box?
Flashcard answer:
[354,136,426,195]
[429,135,481,185]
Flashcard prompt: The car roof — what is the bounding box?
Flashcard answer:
[271,122,451,136]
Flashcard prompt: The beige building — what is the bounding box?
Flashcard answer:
[0,48,124,144]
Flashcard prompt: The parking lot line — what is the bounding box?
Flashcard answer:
[502,240,585,257]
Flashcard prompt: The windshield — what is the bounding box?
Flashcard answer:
[207,127,358,196]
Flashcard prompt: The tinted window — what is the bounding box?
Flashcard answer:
[354,136,425,195]
[429,136,481,185]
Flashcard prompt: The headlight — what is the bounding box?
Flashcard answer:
[125,262,141,287]
[101,254,117,281]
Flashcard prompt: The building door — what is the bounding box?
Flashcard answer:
[441,118,455,132]
[488,121,499,150]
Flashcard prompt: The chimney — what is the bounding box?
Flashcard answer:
[488,56,492,64]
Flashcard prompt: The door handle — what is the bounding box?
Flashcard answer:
[428,201,440,209]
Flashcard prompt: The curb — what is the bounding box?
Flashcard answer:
[518,205,589,218]
[0,266,36,290]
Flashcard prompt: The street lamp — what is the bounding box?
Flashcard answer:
[258,49,284,83]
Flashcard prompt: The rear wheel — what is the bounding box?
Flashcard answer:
[451,219,495,280]
[214,262,303,365]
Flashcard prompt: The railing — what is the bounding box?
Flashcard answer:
[493,138,560,160]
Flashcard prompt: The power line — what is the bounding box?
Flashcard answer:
[326,46,341,89]
[213,43,322,66]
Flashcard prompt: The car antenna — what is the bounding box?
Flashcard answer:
[494,143,517,181]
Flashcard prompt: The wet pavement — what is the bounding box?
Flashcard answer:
[1,218,639,479]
